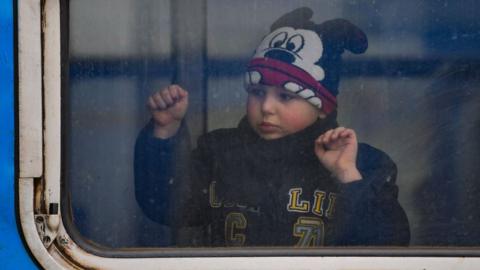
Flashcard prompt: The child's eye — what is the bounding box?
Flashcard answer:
[279,93,296,102]
[247,86,265,97]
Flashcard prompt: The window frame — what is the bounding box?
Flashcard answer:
[17,0,480,269]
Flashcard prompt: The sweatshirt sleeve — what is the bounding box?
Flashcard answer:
[333,144,410,246]
[134,120,191,226]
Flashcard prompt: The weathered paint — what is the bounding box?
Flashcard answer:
[18,0,43,178]
[0,0,38,268]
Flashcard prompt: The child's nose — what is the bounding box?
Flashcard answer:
[260,94,275,114]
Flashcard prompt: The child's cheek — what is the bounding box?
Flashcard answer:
[246,99,260,126]
[246,97,260,117]
[282,108,319,133]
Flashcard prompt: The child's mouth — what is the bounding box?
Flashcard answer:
[259,122,279,133]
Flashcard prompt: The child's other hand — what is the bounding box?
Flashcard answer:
[314,127,362,183]
[147,85,189,138]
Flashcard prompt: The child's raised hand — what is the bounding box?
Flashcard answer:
[314,127,362,183]
[147,85,189,138]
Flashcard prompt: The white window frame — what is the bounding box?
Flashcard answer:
[17,0,480,269]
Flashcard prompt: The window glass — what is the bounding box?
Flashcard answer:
[67,0,480,249]
[68,0,173,247]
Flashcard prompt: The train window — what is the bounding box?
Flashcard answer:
[17,0,480,268]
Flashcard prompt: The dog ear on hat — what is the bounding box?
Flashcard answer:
[316,19,368,55]
[270,7,316,31]
[314,19,368,97]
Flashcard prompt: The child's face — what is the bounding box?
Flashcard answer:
[246,85,323,140]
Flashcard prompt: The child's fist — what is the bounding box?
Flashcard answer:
[314,127,362,183]
[147,85,189,138]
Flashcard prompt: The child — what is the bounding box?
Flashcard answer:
[135,7,410,247]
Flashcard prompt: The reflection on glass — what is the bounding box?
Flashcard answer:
[67,0,480,249]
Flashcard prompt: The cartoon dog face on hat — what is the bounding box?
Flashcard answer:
[252,27,325,81]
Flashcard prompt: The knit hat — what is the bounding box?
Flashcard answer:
[245,7,368,114]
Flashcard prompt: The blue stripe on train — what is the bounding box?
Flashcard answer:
[0,1,38,268]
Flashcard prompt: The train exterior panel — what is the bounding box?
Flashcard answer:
[2,0,480,269]
[0,0,37,268]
